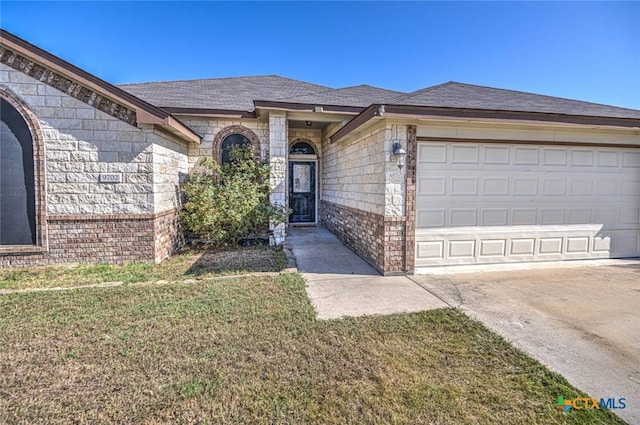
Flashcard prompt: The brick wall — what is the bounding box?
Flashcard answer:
[154,209,182,263]
[320,200,408,274]
[0,210,181,268]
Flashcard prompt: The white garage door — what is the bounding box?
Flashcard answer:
[415,141,640,268]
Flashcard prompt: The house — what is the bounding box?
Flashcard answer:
[1,29,639,273]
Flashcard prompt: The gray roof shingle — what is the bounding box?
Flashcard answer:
[119,76,640,120]
[277,84,407,107]
[118,75,332,112]
[392,82,640,119]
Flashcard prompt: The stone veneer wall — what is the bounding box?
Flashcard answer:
[0,63,188,267]
[289,129,322,155]
[179,116,269,169]
[1,63,159,214]
[322,125,387,214]
[149,130,189,214]
[269,113,287,245]
[320,121,414,274]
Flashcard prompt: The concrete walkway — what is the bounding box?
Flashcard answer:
[286,226,446,319]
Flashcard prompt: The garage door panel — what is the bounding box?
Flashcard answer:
[539,238,562,254]
[451,145,480,163]
[418,144,447,163]
[419,201,638,227]
[415,142,640,268]
[480,208,508,226]
[415,228,640,267]
[597,151,620,167]
[622,152,640,167]
[542,148,568,165]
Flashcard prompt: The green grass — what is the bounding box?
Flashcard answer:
[0,274,625,424]
[0,244,288,290]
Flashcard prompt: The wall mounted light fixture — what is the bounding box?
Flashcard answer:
[305,121,313,127]
[392,141,407,169]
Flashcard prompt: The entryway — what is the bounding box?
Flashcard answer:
[288,141,317,224]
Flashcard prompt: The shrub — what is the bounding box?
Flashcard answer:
[179,147,288,246]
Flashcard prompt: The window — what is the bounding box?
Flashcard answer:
[289,141,316,155]
[0,98,36,245]
[220,133,252,165]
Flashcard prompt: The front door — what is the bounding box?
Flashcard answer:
[289,161,316,223]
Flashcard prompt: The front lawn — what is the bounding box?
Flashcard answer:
[0,245,287,291]
[0,273,624,424]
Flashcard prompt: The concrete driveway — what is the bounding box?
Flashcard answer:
[411,262,640,424]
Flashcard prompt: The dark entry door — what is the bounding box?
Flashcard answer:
[289,161,316,223]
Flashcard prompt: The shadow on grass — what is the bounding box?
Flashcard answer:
[184,243,287,277]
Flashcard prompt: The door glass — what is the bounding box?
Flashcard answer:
[293,164,311,193]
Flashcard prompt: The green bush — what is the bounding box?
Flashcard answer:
[179,147,288,246]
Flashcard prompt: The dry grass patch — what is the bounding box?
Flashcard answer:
[0,274,625,424]
[0,245,287,290]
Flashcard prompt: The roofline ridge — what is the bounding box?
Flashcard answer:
[393,81,457,102]
[118,74,304,87]
[341,83,408,94]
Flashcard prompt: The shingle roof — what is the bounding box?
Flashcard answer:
[392,82,640,119]
[118,75,332,112]
[119,76,640,120]
[277,84,406,107]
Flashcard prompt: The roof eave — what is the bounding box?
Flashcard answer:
[329,104,385,143]
[384,105,640,128]
[330,103,640,144]
[254,99,364,115]
[160,107,257,119]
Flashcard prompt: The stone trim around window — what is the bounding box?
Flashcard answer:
[0,85,47,252]
[212,125,261,163]
[289,138,319,156]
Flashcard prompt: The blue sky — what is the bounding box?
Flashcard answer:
[1,1,639,109]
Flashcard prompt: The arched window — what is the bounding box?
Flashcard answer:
[289,141,316,155]
[220,133,252,165]
[0,98,36,245]
[213,125,260,165]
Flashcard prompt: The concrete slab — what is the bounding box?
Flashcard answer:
[411,264,640,424]
[287,226,447,320]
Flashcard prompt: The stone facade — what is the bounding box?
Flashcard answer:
[289,129,322,156]
[0,35,415,272]
[1,63,168,215]
[179,117,269,168]
[0,63,188,267]
[320,120,414,273]
[321,124,387,214]
[269,113,288,245]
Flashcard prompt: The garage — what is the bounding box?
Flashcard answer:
[414,140,640,269]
